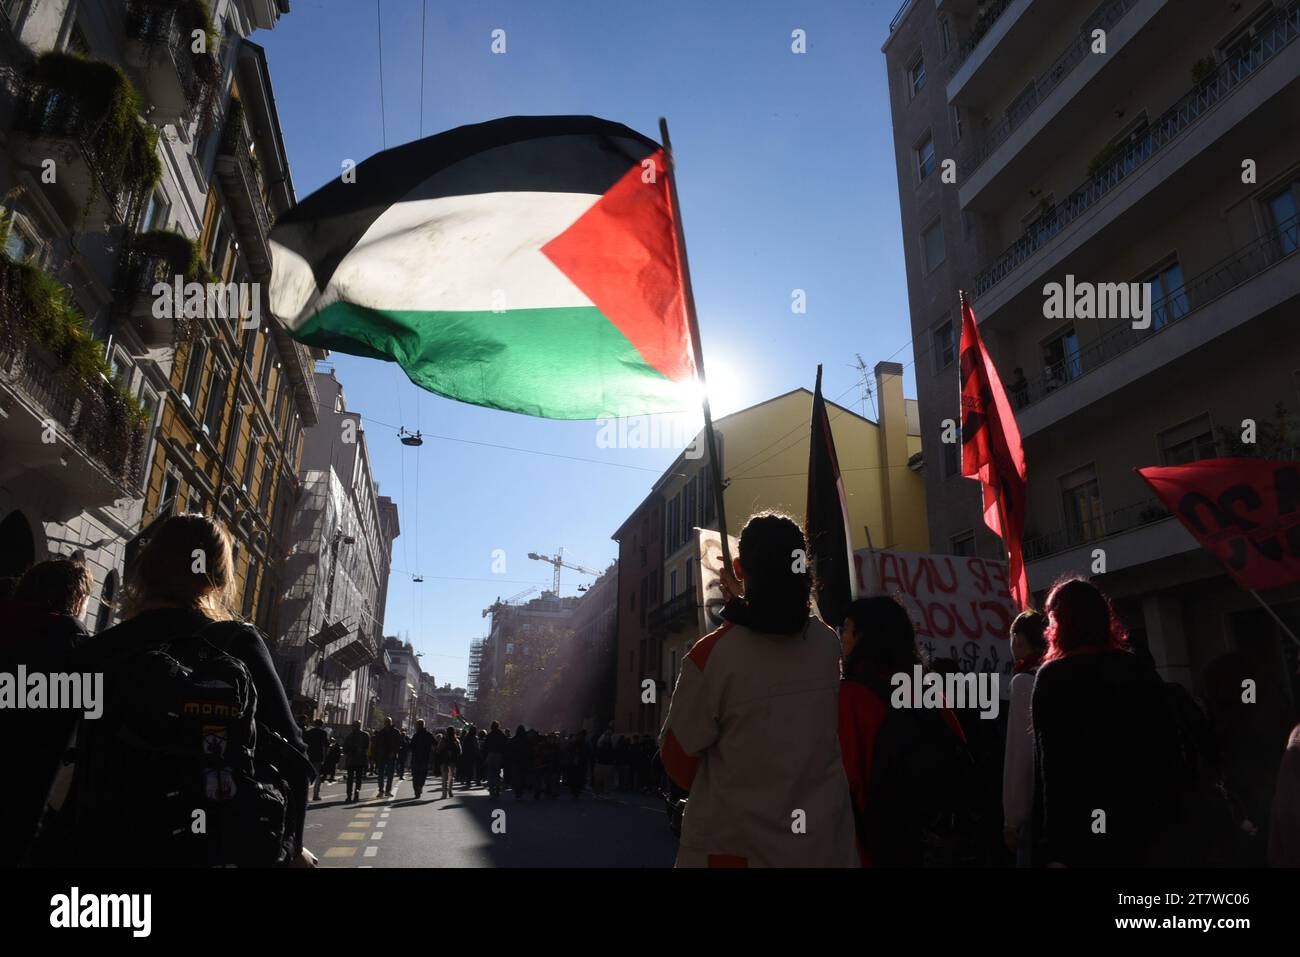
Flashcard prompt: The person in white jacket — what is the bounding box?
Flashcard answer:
[659,511,858,868]
[1002,609,1048,867]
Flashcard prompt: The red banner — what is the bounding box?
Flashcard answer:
[1137,458,1300,591]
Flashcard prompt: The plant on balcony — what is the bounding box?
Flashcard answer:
[118,228,214,340]
[1191,55,1218,87]
[1217,403,1299,459]
[19,52,162,220]
[0,251,148,424]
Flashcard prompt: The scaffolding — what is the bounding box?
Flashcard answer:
[467,639,483,702]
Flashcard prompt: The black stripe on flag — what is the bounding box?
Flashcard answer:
[271,115,660,292]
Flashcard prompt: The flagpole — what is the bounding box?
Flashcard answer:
[660,117,732,571]
[1248,588,1300,650]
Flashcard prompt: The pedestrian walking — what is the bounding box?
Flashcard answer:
[660,511,858,867]
[374,717,402,798]
[0,558,91,867]
[462,725,481,787]
[408,720,436,799]
[510,725,531,800]
[437,727,462,799]
[594,725,617,795]
[323,736,340,782]
[483,720,508,796]
[1003,609,1047,866]
[565,729,589,799]
[343,722,370,802]
[397,728,410,780]
[838,596,974,867]
[1032,577,1183,867]
[39,514,316,867]
[304,717,331,801]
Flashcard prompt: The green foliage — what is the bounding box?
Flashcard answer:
[1218,403,1298,458]
[133,228,214,283]
[25,52,161,209]
[1191,56,1217,87]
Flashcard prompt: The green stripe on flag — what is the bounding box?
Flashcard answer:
[295,302,690,419]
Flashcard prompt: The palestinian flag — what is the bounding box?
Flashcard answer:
[806,364,856,628]
[269,115,697,419]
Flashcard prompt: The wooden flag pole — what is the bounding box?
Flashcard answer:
[660,117,732,572]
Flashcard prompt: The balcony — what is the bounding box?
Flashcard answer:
[8,52,160,228]
[0,263,147,517]
[648,589,697,635]
[889,0,919,34]
[944,0,1025,95]
[958,0,1144,180]
[114,229,213,346]
[1024,498,1201,588]
[972,5,1300,302]
[214,101,272,277]
[122,0,221,128]
[1011,214,1300,432]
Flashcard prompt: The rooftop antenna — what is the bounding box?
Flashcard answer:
[854,354,877,419]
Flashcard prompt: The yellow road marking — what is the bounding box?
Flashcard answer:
[323,847,357,858]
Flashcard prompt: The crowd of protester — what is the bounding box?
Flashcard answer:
[1,509,1299,868]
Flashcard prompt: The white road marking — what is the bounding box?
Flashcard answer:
[371,832,383,840]
[364,847,378,858]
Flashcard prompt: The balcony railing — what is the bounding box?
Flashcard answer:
[972,4,1300,302]
[648,589,696,634]
[973,4,1300,300]
[962,0,1140,177]
[217,113,272,240]
[0,326,146,492]
[1011,214,1299,410]
[944,0,1017,78]
[1023,497,1171,562]
[124,0,203,106]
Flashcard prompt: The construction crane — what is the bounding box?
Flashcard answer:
[527,548,600,595]
[482,586,536,618]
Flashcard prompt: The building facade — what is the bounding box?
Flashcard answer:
[275,369,400,725]
[884,0,1300,699]
[0,0,303,637]
[611,373,929,735]
[476,591,582,730]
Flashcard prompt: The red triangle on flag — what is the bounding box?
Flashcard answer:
[542,149,696,383]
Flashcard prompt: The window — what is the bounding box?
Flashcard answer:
[1146,261,1189,329]
[65,21,90,54]
[181,340,207,409]
[226,400,244,469]
[2,0,25,27]
[908,53,926,97]
[258,335,275,394]
[109,349,130,387]
[670,569,678,599]
[3,215,38,262]
[1159,415,1217,466]
[940,19,952,54]
[141,189,170,233]
[916,133,936,181]
[258,450,275,510]
[932,320,955,370]
[1060,464,1104,544]
[187,486,205,515]
[950,531,976,557]
[1041,326,1081,388]
[942,440,959,478]
[242,561,258,618]
[209,214,231,277]
[243,428,260,490]
[161,466,181,508]
[94,571,118,634]
[951,103,963,141]
[202,360,228,436]
[639,577,648,625]
[922,219,945,273]
[1266,181,1299,256]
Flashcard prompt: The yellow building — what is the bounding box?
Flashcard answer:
[611,361,928,735]
[134,40,319,639]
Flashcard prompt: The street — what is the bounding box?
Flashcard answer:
[305,775,678,868]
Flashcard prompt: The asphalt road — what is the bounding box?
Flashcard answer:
[305,772,678,867]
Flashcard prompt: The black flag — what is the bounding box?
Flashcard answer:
[806,365,856,628]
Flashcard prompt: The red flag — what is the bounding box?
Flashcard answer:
[1137,458,1300,591]
[959,295,1029,608]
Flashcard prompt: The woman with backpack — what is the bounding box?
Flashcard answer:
[1002,609,1047,866]
[436,726,462,799]
[56,513,316,867]
[659,511,858,867]
[837,596,969,867]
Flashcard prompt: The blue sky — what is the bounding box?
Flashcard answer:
[259,0,915,687]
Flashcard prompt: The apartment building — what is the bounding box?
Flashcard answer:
[476,590,582,730]
[884,0,1300,695]
[611,367,928,735]
[0,0,304,635]
[275,369,400,725]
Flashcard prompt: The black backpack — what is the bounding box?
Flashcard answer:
[67,621,299,867]
[853,675,983,867]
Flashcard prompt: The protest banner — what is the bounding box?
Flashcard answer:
[696,527,740,636]
[854,548,1017,683]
